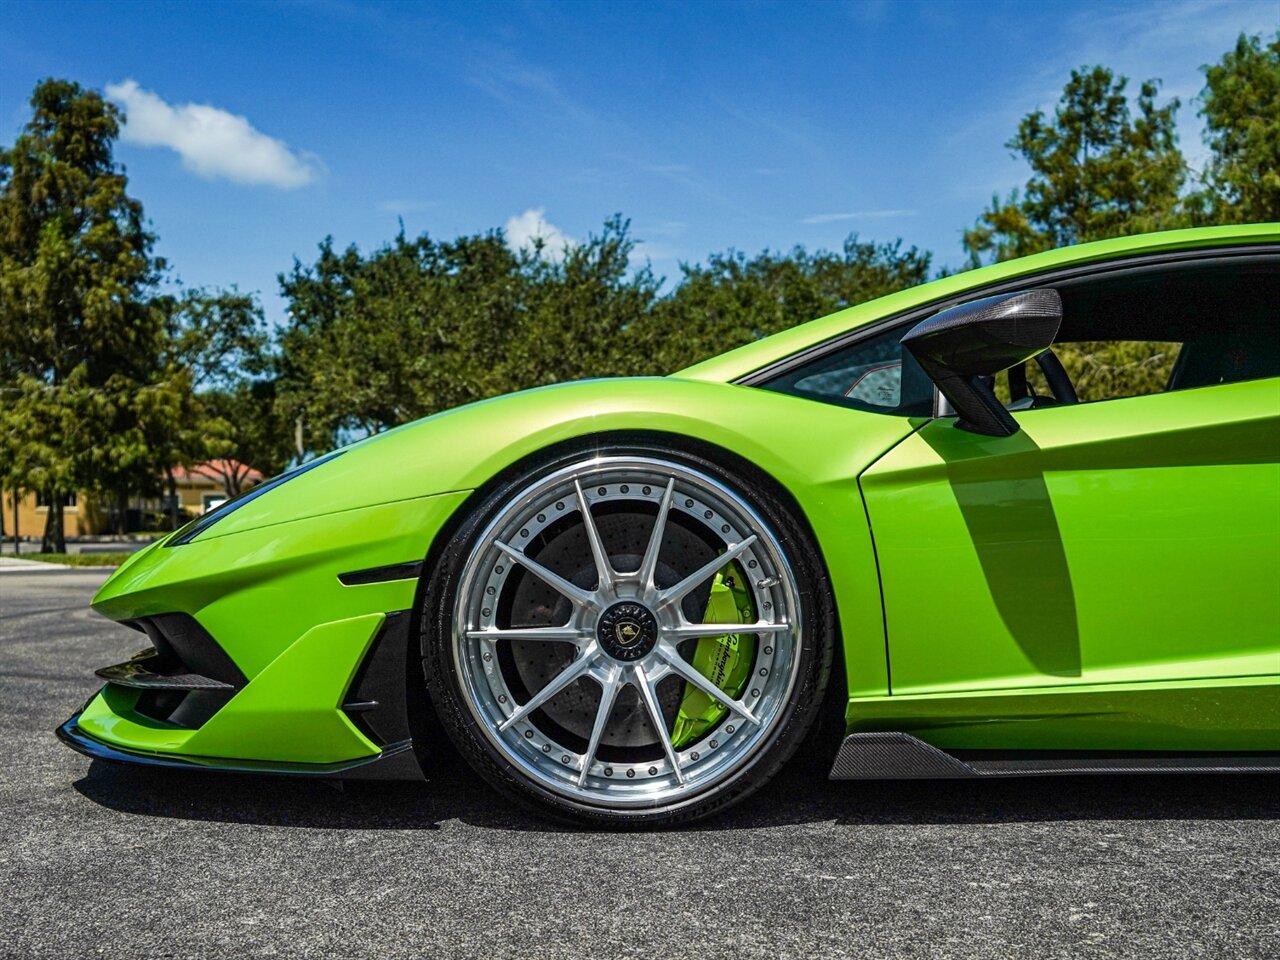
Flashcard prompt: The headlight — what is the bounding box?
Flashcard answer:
[166,450,345,547]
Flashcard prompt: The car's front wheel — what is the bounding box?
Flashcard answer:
[420,440,833,827]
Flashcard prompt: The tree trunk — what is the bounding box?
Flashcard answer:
[9,492,17,555]
[55,500,66,553]
[41,495,57,553]
[165,467,180,530]
[117,490,128,535]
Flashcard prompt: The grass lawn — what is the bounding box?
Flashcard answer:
[24,552,133,567]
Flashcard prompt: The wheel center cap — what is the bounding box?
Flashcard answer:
[597,602,659,662]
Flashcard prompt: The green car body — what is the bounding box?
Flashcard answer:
[62,224,1280,809]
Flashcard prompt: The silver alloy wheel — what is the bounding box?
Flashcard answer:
[452,456,802,808]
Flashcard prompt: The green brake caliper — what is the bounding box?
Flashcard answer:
[671,560,756,749]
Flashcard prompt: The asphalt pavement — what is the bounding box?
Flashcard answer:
[1,572,1276,959]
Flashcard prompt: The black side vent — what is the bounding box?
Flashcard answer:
[105,613,247,729]
[342,610,414,748]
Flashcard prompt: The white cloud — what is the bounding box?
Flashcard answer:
[105,80,318,189]
[504,208,574,261]
[800,210,915,224]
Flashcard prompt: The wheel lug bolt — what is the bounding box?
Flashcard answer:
[648,766,657,776]
[626,769,635,778]
[691,752,700,761]
[483,653,492,661]
[542,744,550,752]
[524,730,533,739]
[726,725,735,733]
[604,767,613,776]
[561,755,570,764]
[498,695,507,703]
[751,688,760,697]
[710,740,718,749]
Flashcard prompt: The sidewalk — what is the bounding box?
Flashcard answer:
[0,556,117,573]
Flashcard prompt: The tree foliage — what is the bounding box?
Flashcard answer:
[963,66,1185,265]
[276,223,930,453]
[0,79,163,548]
[1195,31,1280,223]
[276,217,662,450]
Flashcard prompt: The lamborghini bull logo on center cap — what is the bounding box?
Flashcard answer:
[614,619,642,647]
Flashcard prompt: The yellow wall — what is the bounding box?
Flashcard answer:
[1,491,103,539]
[1,476,229,541]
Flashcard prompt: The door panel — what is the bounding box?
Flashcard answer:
[860,378,1280,696]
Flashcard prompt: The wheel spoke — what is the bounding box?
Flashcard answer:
[498,652,594,732]
[665,621,789,640]
[655,536,758,610]
[578,666,622,786]
[574,479,614,593]
[632,664,685,784]
[637,477,675,592]
[495,541,595,609]
[466,626,587,644]
[657,641,760,726]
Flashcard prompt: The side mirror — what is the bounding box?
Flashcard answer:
[901,288,1062,436]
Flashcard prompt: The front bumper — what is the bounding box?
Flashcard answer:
[58,491,470,776]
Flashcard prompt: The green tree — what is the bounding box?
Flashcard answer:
[199,379,296,493]
[277,230,522,450]
[509,216,660,388]
[276,217,660,454]
[629,236,931,372]
[1194,32,1280,223]
[963,66,1185,266]
[148,288,271,527]
[0,79,163,550]
[961,67,1190,401]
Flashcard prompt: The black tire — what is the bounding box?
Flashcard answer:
[418,437,836,828]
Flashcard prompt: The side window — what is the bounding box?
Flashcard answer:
[996,339,1183,405]
[1039,255,1279,405]
[758,321,935,416]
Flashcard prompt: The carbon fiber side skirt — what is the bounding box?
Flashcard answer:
[829,732,1280,779]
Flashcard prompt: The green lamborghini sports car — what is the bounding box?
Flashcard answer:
[59,224,1280,826]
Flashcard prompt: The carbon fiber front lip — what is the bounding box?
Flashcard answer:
[56,711,418,779]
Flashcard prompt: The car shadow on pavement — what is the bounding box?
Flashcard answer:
[73,750,1280,834]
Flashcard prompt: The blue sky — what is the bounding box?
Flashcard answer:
[2,0,1275,324]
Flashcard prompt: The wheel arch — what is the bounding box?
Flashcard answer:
[406,428,846,760]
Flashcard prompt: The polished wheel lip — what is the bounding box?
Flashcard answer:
[452,456,802,810]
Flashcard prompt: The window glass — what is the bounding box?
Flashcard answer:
[758,321,934,416]
[757,255,1278,417]
[1047,256,1278,404]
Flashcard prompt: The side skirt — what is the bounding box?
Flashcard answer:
[829,732,1280,779]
